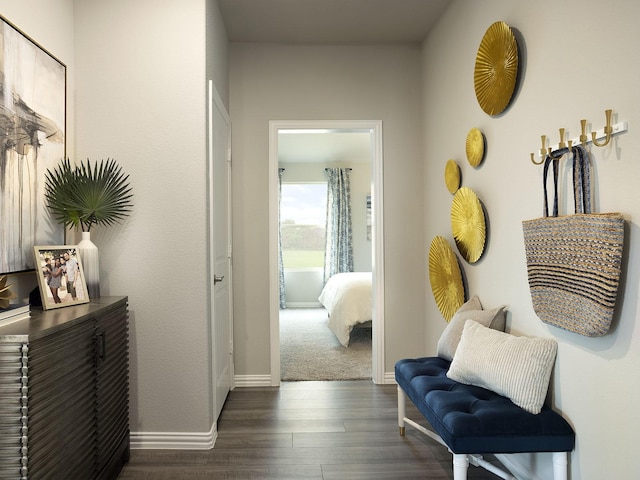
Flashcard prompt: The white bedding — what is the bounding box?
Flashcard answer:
[318,272,372,347]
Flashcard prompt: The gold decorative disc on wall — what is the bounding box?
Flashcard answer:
[451,187,486,263]
[465,128,485,167]
[0,275,16,309]
[474,21,519,116]
[444,159,460,194]
[428,236,465,321]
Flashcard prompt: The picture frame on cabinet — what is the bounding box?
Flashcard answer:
[0,14,66,276]
[34,246,89,310]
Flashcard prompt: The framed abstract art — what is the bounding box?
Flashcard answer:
[0,15,66,274]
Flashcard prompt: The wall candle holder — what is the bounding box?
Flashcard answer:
[530,109,628,164]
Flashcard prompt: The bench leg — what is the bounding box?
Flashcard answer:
[397,385,406,436]
[553,452,569,480]
[453,454,469,480]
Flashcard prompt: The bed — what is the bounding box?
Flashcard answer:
[318,272,372,347]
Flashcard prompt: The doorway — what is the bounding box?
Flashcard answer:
[268,120,385,385]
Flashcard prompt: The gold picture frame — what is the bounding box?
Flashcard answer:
[34,246,89,310]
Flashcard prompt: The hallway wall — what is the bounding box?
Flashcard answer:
[422,1,640,478]
[229,43,426,377]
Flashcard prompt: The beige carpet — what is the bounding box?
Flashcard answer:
[280,308,372,381]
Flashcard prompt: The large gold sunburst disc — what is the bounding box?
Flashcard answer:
[451,187,486,263]
[474,21,519,116]
[428,236,465,321]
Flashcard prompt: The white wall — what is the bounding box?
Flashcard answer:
[230,43,426,377]
[206,0,229,108]
[422,1,640,478]
[283,270,323,307]
[2,0,229,446]
[72,0,228,439]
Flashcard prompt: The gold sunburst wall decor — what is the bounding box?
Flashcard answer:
[0,275,17,309]
[466,128,485,167]
[428,236,465,321]
[474,21,519,116]
[451,187,486,263]
[444,159,461,194]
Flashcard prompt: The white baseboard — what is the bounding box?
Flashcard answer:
[234,373,395,387]
[284,302,322,308]
[130,423,217,450]
[384,371,396,384]
[234,374,273,387]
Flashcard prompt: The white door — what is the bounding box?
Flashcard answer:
[208,81,233,420]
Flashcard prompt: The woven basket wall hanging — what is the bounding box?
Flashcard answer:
[522,145,625,336]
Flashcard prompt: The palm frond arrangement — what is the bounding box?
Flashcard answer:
[44,158,133,232]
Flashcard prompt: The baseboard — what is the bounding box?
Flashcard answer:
[233,373,394,387]
[384,371,396,384]
[284,302,322,308]
[130,423,217,450]
[234,374,273,387]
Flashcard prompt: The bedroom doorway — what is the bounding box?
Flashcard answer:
[268,120,385,385]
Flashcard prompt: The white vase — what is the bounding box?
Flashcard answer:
[77,231,100,299]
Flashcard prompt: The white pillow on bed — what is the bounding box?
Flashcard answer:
[436,295,506,361]
[447,320,558,414]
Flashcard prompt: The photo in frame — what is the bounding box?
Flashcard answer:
[33,246,89,310]
[0,15,66,275]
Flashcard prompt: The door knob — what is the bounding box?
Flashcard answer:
[214,275,225,284]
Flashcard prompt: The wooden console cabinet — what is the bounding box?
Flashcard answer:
[0,296,129,480]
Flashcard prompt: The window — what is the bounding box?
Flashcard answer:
[280,183,327,268]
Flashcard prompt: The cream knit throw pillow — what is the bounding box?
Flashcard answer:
[447,320,558,414]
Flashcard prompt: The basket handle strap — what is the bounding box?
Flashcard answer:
[571,145,591,214]
[543,155,559,217]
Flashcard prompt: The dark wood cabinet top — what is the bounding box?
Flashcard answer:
[0,296,128,342]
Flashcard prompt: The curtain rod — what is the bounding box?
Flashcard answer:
[324,167,352,171]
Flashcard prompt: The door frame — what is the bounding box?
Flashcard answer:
[207,80,234,423]
[268,119,385,385]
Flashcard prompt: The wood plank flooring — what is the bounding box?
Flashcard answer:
[119,381,505,479]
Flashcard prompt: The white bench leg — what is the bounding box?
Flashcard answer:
[553,451,569,480]
[397,385,406,436]
[453,453,469,480]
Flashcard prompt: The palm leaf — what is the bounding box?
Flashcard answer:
[44,158,133,232]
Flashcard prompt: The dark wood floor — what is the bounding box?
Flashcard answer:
[119,381,505,479]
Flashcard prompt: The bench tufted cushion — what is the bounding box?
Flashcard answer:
[395,357,575,454]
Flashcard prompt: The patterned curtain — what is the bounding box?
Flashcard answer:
[278,168,286,309]
[324,168,353,283]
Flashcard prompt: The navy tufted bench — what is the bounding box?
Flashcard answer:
[395,357,575,480]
